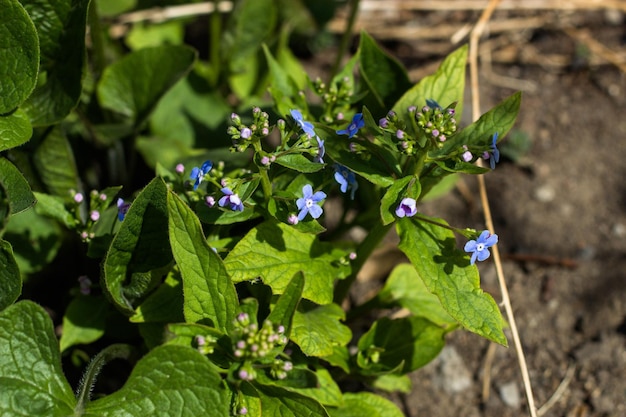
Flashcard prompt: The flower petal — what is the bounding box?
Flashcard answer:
[302,184,313,198]
[312,191,327,202]
[308,204,323,219]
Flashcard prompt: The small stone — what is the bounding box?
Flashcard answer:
[534,185,555,203]
[612,223,626,237]
[498,381,521,408]
[434,346,472,394]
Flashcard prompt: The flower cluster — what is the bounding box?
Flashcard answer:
[228,108,271,152]
[69,189,123,241]
[415,100,458,146]
[231,313,288,361]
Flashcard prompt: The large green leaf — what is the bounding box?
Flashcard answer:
[291,303,352,357]
[225,0,277,69]
[224,221,349,304]
[0,0,39,113]
[33,127,80,198]
[85,345,229,416]
[397,217,507,345]
[252,383,329,417]
[103,178,172,315]
[0,240,21,310]
[356,316,444,374]
[266,272,304,337]
[379,264,455,327]
[328,392,403,417]
[130,271,184,324]
[358,31,411,116]
[392,45,468,130]
[0,157,35,214]
[262,44,298,116]
[0,301,75,415]
[0,109,33,152]
[98,45,197,127]
[20,0,90,126]
[167,190,238,331]
[59,295,108,352]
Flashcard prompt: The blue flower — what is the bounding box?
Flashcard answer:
[314,136,325,164]
[334,164,358,200]
[296,184,326,221]
[336,113,364,138]
[464,230,498,265]
[190,160,213,190]
[395,198,417,218]
[116,198,131,221]
[290,109,316,138]
[218,187,244,212]
[482,133,500,170]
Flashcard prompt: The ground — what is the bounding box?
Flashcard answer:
[339,5,626,417]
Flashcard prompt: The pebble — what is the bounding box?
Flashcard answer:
[534,185,555,203]
[433,345,472,394]
[612,223,625,238]
[498,381,521,408]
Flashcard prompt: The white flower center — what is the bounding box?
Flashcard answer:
[476,243,485,251]
[305,198,314,208]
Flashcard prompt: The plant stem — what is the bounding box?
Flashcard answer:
[74,344,134,415]
[88,1,106,80]
[209,0,222,87]
[329,0,361,84]
[333,219,392,304]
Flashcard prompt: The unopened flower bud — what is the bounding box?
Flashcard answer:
[175,163,185,174]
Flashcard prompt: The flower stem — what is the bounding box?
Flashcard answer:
[334,219,392,304]
[74,344,134,415]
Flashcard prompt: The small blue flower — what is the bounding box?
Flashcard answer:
[116,198,131,221]
[336,113,364,138]
[296,184,326,221]
[464,230,498,265]
[395,198,417,218]
[290,109,316,138]
[218,187,244,212]
[314,136,325,164]
[190,160,213,190]
[334,164,358,200]
[482,133,500,170]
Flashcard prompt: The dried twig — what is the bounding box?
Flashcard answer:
[469,1,539,417]
[537,364,576,416]
[564,27,626,73]
[357,0,626,12]
[481,342,498,404]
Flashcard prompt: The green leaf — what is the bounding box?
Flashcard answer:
[289,367,343,407]
[253,383,329,417]
[358,31,411,116]
[370,373,412,394]
[379,175,420,225]
[226,0,277,69]
[167,190,238,331]
[60,295,108,352]
[397,217,507,345]
[0,240,20,310]
[98,45,197,127]
[103,178,172,315]
[20,0,90,126]
[96,0,136,17]
[0,0,39,113]
[262,44,297,115]
[266,272,304,337]
[85,345,229,416]
[0,301,75,415]
[0,183,8,231]
[4,204,61,274]
[328,392,403,417]
[436,91,522,156]
[0,157,35,214]
[224,221,348,304]
[291,303,352,357]
[379,264,455,327]
[357,316,444,374]
[126,21,184,50]
[393,45,468,131]
[33,127,80,198]
[131,271,184,323]
[32,192,74,228]
[275,154,325,173]
[0,109,33,152]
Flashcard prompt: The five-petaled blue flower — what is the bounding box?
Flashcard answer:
[296,184,326,221]
[190,160,213,190]
[290,109,316,138]
[464,230,498,265]
[334,164,358,200]
[117,198,131,221]
[336,113,364,138]
[483,133,500,170]
[219,187,244,212]
[395,197,417,218]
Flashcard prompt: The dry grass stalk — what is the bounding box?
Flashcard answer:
[358,0,626,12]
